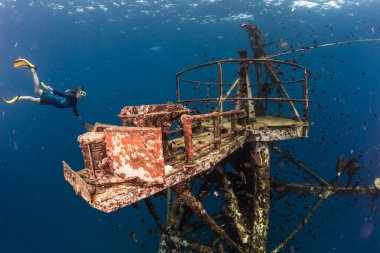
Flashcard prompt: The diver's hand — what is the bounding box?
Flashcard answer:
[41,82,53,91]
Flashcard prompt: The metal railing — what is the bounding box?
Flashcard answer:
[181,109,246,164]
[176,58,311,122]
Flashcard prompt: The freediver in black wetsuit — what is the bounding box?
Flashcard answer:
[1,58,86,119]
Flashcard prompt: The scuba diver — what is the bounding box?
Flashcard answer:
[1,58,86,119]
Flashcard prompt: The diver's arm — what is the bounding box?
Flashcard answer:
[52,89,75,99]
[73,104,80,118]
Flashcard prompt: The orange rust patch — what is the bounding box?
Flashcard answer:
[104,126,165,184]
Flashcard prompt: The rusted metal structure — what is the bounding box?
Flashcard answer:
[63,24,380,252]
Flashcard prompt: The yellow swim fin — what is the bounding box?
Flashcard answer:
[13,58,35,69]
[41,81,49,90]
[2,95,20,104]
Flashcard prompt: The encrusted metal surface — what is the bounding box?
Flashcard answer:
[118,104,189,128]
[118,104,190,161]
[215,165,249,244]
[246,125,306,141]
[77,131,108,179]
[63,161,93,203]
[173,182,244,253]
[250,142,270,253]
[104,126,165,184]
[64,132,247,213]
[65,111,311,213]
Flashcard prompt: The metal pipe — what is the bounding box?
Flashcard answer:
[216,78,240,112]
[186,109,246,121]
[271,180,379,196]
[178,97,310,104]
[181,115,194,164]
[271,190,333,253]
[271,145,330,186]
[213,114,221,149]
[173,183,244,253]
[303,69,309,121]
[193,131,236,153]
[176,76,180,103]
[178,78,234,86]
[264,63,301,121]
[176,58,310,77]
[144,197,167,235]
[217,62,223,115]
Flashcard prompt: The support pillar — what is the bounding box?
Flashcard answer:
[250,141,270,253]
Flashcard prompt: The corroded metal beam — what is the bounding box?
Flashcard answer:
[144,197,166,235]
[173,183,244,253]
[179,172,218,232]
[167,198,181,232]
[272,180,380,196]
[162,235,215,253]
[237,50,255,123]
[271,190,333,253]
[263,62,301,121]
[215,165,250,245]
[271,145,330,186]
[181,213,224,234]
[250,142,270,253]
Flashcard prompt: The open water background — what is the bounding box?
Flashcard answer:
[0,0,380,252]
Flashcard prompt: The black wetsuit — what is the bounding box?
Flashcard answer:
[40,90,80,117]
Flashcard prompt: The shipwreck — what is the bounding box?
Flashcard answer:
[63,24,380,253]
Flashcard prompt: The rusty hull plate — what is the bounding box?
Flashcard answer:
[104,126,165,184]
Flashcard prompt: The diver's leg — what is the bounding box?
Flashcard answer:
[30,68,43,96]
[18,96,40,104]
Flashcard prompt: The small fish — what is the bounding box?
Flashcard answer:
[277,40,288,50]
[335,156,346,179]
[149,46,162,51]
[130,231,138,243]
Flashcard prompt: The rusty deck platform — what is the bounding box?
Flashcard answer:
[64,114,307,213]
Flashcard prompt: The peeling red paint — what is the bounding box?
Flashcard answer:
[104,126,165,184]
[118,104,190,161]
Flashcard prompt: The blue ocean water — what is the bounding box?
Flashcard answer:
[0,0,379,252]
